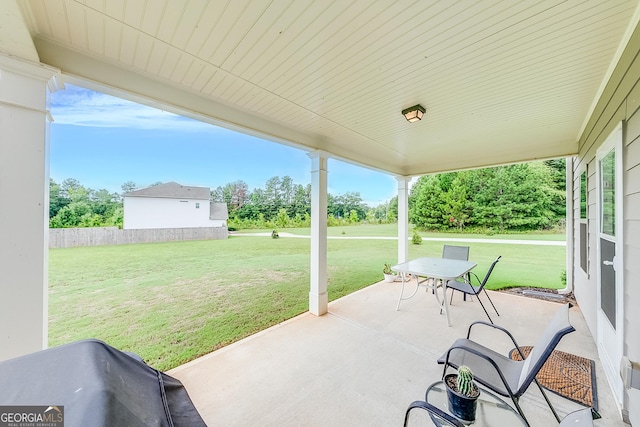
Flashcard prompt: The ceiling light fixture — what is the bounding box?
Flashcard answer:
[402,104,425,123]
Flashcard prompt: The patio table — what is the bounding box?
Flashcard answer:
[393,257,476,326]
[424,380,527,426]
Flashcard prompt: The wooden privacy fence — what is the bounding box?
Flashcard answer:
[49,226,228,248]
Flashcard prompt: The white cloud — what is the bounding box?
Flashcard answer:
[50,84,219,132]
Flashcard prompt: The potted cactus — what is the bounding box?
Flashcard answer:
[444,365,480,421]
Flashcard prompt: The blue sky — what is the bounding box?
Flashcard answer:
[49,84,398,206]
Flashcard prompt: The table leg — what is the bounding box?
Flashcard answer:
[432,280,442,308]
[441,282,451,326]
[430,280,450,326]
[396,272,420,310]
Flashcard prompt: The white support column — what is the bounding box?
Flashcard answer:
[308,151,328,316]
[562,156,575,294]
[396,176,410,263]
[0,55,59,361]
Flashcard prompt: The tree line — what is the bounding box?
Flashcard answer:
[49,159,565,232]
[49,178,123,228]
[409,159,565,232]
[48,177,396,229]
[211,176,395,229]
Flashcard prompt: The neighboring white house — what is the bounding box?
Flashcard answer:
[123,182,228,230]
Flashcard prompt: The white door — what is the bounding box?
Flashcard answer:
[596,122,624,404]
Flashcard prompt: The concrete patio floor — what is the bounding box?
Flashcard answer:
[169,279,627,426]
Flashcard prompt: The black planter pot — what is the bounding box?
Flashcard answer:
[444,374,479,422]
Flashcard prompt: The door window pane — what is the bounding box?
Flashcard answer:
[600,149,615,236]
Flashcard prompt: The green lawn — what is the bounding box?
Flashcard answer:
[49,227,565,371]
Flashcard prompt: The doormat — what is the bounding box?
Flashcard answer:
[509,346,598,411]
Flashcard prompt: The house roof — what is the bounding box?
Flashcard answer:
[125,182,210,200]
[5,1,640,176]
[210,203,229,221]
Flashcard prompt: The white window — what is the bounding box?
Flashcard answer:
[579,169,588,275]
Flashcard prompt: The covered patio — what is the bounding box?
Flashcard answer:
[169,282,622,426]
[2,1,640,424]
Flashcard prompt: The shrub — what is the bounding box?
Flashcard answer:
[411,231,422,245]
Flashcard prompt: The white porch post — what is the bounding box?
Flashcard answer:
[396,176,410,263]
[0,55,58,361]
[308,151,328,316]
[562,156,574,294]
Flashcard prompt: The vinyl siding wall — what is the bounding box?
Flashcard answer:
[623,91,640,426]
[572,25,640,423]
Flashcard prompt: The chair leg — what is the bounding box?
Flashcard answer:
[463,273,470,301]
[483,289,500,316]
[511,397,530,426]
[534,379,562,423]
[476,295,494,324]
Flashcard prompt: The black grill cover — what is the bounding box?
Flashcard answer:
[0,339,207,427]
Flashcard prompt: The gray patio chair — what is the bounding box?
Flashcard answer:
[421,244,471,295]
[438,303,575,425]
[441,245,471,298]
[403,400,464,427]
[445,256,501,323]
[442,245,470,261]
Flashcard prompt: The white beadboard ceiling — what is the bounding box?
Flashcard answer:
[6,0,640,176]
